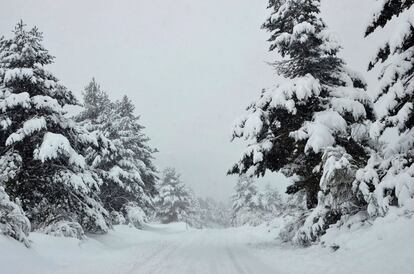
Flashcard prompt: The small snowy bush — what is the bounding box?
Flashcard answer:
[42,221,85,240]
[111,211,126,225]
[124,203,147,229]
[0,187,30,246]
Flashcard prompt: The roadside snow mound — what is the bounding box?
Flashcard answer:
[42,221,85,240]
[124,203,147,229]
[321,200,414,251]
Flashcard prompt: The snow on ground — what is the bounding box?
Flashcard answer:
[1,217,413,274]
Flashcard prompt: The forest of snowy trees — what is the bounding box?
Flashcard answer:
[0,21,229,246]
[0,0,414,256]
[0,21,160,244]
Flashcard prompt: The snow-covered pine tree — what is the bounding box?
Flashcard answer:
[78,78,111,122]
[355,1,414,217]
[155,168,194,224]
[229,0,373,244]
[186,189,203,228]
[231,176,264,226]
[78,82,158,227]
[114,95,158,200]
[0,22,110,234]
[100,95,158,224]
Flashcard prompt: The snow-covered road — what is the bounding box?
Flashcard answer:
[122,225,277,274]
[1,223,279,274]
[3,218,414,274]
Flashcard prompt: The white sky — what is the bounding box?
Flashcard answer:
[0,0,386,201]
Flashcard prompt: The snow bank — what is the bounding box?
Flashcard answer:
[41,221,85,240]
[254,212,414,274]
[123,203,147,229]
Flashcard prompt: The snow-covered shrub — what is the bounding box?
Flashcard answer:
[123,202,147,229]
[42,221,85,240]
[0,187,30,246]
[319,211,370,250]
[111,211,126,225]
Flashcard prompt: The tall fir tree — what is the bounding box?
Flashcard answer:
[78,82,158,223]
[78,78,111,122]
[155,168,194,224]
[355,1,414,217]
[0,22,110,233]
[114,95,158,198]
[229,0,373,244]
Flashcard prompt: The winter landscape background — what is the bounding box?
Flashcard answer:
[0,0,414,273]
[0,0,388,200]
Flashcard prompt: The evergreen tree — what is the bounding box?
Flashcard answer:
[155,168,194,224]
[113,96,158,198]
[0,22,110,233]
[231,176,263,226]
[355,2,414,217]
[186,189,203,228]
[79,78,111,121]
[78,83,158,224]
[229,0,373,243]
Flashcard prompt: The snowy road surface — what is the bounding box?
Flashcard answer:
[2,219,414,274]
[120,225,277,274]
[112,224,277,274]
[2,223,279,274]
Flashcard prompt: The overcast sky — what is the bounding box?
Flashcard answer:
[0,0,386,201]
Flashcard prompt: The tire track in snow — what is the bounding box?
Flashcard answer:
[226,247,248,274]
[226,244,277,274]
[143,231,201,274]
[126,239,182,274]
[125,227,279,274]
